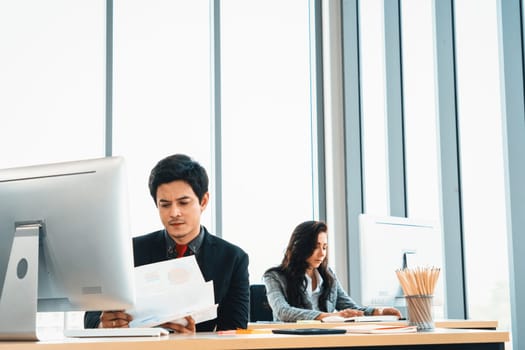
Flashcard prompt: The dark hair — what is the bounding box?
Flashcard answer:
[266,220,334,311]
[148,154,209,205]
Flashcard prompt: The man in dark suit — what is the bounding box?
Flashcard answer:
[84,154,249,333]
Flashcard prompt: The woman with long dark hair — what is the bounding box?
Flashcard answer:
[263,220,401,322]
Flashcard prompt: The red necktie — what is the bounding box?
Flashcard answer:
[175,244,188,258]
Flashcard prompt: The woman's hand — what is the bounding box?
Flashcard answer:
[375,307,402,318]
[160,316,196,334]
[316,309,364,320]
[338,308,364,318]
[99,310,133,328]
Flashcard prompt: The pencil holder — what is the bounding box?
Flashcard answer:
[405,295,434,331]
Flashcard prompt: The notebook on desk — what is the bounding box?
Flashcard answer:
[64,327,170,338]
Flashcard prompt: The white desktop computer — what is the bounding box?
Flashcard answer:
[0,156,135,340]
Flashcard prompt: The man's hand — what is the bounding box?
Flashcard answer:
[160,316,196,334]
[99,310,133,328]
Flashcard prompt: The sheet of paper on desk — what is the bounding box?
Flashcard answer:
[322,315,399,323]
[127,256,217,328]
[341,324,417,334]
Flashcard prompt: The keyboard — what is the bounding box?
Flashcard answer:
[64,327,170,338]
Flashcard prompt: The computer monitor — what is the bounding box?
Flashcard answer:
[358,214,445,318]
[0,156,135,340]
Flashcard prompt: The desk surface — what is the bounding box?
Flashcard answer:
[248,319,499,330]
[0,328,509,350]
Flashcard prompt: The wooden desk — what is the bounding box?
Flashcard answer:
[249,319,499,330]
[434,319,498,329]
[0,328,509,350]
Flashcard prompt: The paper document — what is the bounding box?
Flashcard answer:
[127,255,217,328]
[341,324,417,334]
[322,315,399,323]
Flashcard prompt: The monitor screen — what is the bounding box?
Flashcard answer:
[358,214,445,319]
[0,156,135,339]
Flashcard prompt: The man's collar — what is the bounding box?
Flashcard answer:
[164,226,205,257]
[188,226,205,254]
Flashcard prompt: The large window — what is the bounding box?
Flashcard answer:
[359,0,389,216]
[221,0,316,284]
[400,0,440,221]
[112,0,318,284]
[356,0,512,330]
[454,0,512,333]
[1,0,319,329]
[400,0,443,318]
[0,0,106,169]
[112,0,213,236]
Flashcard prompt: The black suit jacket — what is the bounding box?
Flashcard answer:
[84,227,250,331]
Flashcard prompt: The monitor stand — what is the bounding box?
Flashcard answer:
[0,223,40,340]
